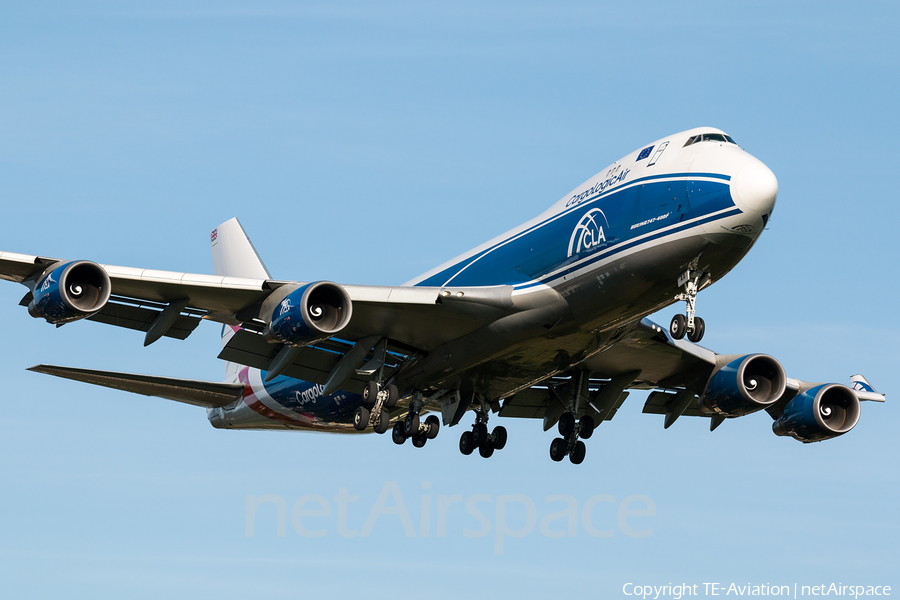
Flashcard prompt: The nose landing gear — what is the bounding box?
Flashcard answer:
[670,265,710,343]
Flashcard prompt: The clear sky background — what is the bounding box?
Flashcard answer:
[1,2,897,598]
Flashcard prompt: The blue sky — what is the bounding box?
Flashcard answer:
[1,2,897,598]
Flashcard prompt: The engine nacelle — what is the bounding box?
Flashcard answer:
[267,281,352,346]
[773,383,860,443]
[27,260,112,324]
[699,354,787,417]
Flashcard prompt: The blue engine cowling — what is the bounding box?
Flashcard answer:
[772,384,860,443]
[267,281,353,346]
[27,260,112,324]
[700,354,787,417]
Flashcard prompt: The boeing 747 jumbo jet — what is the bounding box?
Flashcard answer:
[0,127,885,464]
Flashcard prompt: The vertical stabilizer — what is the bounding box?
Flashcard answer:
[210,218,271,279]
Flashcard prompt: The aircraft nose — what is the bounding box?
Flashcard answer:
[731,159,778,214]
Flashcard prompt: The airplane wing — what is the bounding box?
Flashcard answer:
[499,317,883,436]
[0,250,522,351]
[27,364,245,408]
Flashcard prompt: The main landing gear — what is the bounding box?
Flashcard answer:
[547,371,597,464]
[353,380,399,434]
[391,392,440,449]
[669,265,710,343]
[459,405,507,459]
[549,412,594,465]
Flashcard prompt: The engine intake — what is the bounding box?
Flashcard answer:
[773,383,860,443]
[267,281,352,346]
[699,354,787,417]
[27,260,112,324]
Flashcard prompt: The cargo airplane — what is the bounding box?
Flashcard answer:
[0,127,885,464]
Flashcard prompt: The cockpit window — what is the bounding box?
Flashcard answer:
[683,132,738,147]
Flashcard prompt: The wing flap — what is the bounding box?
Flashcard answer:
[28,364,244,408]
[217,330,404,395]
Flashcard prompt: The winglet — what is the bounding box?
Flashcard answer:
[211,218,272,280]
[850,375,885,402]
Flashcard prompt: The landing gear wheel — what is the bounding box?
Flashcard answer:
[579,415,595,440]
[424,415,440,439]
[392,422,407,445]
[374,409,391,434]
[363,380,379,405]
[670,314,687,340]
[353,406,370,431]
[459,431,476,455]
[479,443,495,458]
[472,422,488,447]
[569,440,586,465]
[549,437,567,462]
[412,434,427,448]
[403,412,420,437]
[491,426,508,450]
[558,412,576,437]
[385,384,399,408]
[687,316,705,343]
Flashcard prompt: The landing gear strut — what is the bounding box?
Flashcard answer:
[459,399,507,459]
[549,413,594,464]
[670,264,709,343]
[352,380,399,433]
[548,371,595,464]
[390,392,440,448]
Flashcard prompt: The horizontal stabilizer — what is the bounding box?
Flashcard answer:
[28,364,244,408]
[850,374,886,402]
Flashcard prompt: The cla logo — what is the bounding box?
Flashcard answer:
[567,208,609,257]
[279,298,293,316]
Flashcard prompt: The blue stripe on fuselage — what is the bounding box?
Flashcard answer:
[416,174,736,288]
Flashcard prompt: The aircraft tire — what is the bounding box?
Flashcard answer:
[459,431,476,455]
[479,442,495,458]
[687,317,705,343]
[558,412,576,437]
[363,381,379,406]
[472,422,488,447]
[492,426,508,450]
[392,422,407,445]
[570,440,586,465]
[670,314,687,340]
[579,415,595,439]
[425,415,440,439]
[385,384,399,408]
[549,437,567,462]
[374,409,391,434]
[412,434,427,448]
[354,406,370,431]
[404,411,420,437]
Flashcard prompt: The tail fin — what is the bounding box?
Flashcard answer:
[211,218,267,382]
[850,375,886,402]
[211,218,271,279]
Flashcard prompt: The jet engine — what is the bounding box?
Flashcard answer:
[267,281,352,346]
[772,383,860,443]
[27,260,112,325]
[699,354,787,417]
